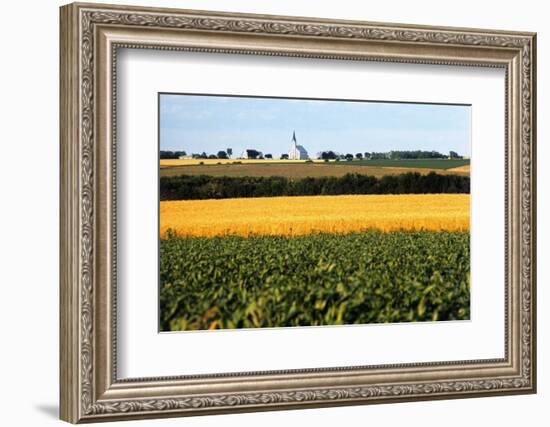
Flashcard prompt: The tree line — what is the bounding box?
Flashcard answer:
[160,172,470,201]
[162,149,463,161]
[160,149,235,159]
[160,150,187,159]
[319,150,462,161]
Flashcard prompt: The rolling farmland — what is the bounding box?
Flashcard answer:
[159,158,470,178]
[159,160,471,331]
[160,158,469,168]
[337,158,469,169]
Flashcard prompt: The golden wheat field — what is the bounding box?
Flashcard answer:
[160,194,470,238]
[447,164,471,173]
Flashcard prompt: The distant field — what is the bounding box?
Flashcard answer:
[160,160,470,179]
[342,159,470,169]
[161,158,469,168]
[447,165,471,173]
[160,158,315,166]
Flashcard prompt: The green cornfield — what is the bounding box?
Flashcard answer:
[160,230,470,331]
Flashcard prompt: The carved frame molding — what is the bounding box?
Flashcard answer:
[60,2,536,423]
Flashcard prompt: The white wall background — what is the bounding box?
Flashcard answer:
[0,0,545,426]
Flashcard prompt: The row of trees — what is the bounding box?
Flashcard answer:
[162,149,463,161]
[160,149,235,160]
[389,150,449,159]
[159,150,187,159]
[160,172,470,201]
[192,150,230,160]
[243,149,276,160]
[318,150,462,161]
[161,149,280,160]
[319,151,375,160]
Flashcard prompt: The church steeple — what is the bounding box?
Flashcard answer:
[287,130,309,160]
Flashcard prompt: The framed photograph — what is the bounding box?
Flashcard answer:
[60,2,537,423]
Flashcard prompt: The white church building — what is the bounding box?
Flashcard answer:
[287,131,309,160]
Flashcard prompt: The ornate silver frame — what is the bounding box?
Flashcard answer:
[60,2,537,423]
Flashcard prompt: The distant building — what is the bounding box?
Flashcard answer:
[288,131,309,160]
[178,154,192,159]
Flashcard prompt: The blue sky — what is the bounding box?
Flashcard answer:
[159,94,471,157]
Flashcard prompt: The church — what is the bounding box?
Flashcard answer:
[287,131,309,160]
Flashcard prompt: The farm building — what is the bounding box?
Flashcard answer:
[288,131,309,160]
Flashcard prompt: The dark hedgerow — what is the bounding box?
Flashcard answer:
[160,230,470,331]
[160,172,470,201]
